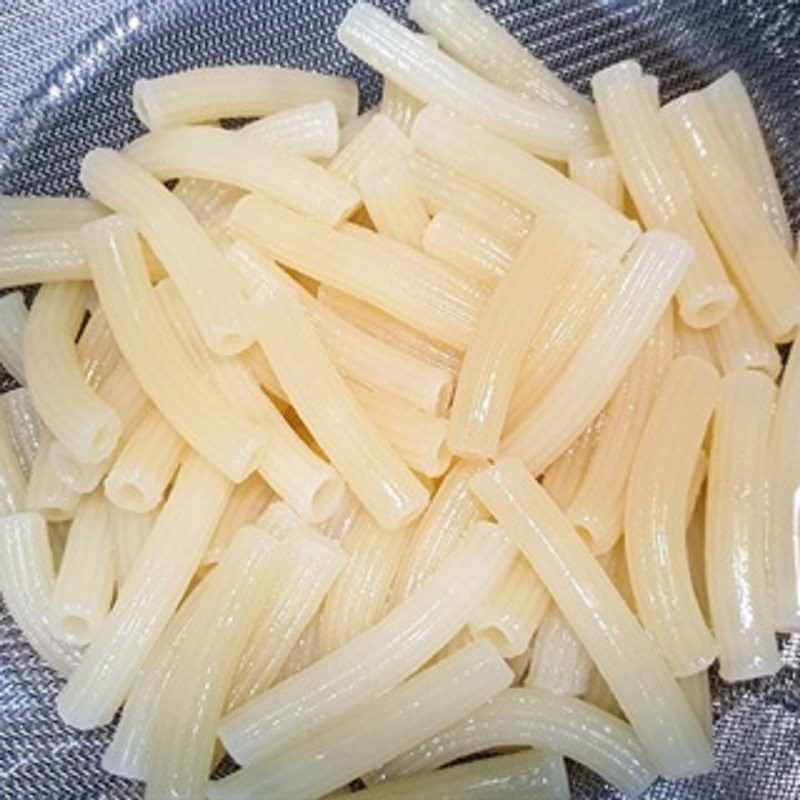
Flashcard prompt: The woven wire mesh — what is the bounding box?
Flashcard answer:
[0,1,798,797]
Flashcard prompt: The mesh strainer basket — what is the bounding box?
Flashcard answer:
[0,1,798,797]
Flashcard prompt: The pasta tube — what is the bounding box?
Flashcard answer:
[352,385,451,477]
[0,195,105,233]
[317,510,408,655]
[227,517,345,709]
[409,153,531,245]
[357,153,429,248]
[704,71,793,251]
[337,4,601,160]
[126,125,359,225]
[408,0,588,109]
[469,555,548,658]
[770,341,800,632]
[0,512,81,675]
[662,92,800,341]
[56,451,232,728]
[154,274,342,521]
[706,371,780,680]
[317,284,462,376]
[203,475,273,564]
[379,80,424,134]
[591,61,736,328]
[231,242,454,415]
[449,214,584,458]
[470,461,714,778]
[568,148,625,209]
[350,750,569,800]
[243,100,339,159]
[83,215,268,482]
[678,671,714,743]
[109,505,154,588]
[209,640,513,800]
[502,232,690,474]
[526,607,592,696]
[625,356,720,675]
[392,459,486,603]
[0,290,28,384]
[0,229,94,287]
[25,281,121,463]
[709,298,780,378]
[0,402,26,513]
[80,150,249,355]
[0,386,41,476]
[218,522,515,765]
[329,113,412,186]
[505,248,619,430]
[26,432,80,522]
[132,65,358,130]
[104,405,184,512]
[423,212,514,284]
[230,194,490,350]
[567,310,673,552]
[674,309,718,366]
[411,106,639,257]
[248,269,428,530]
[49,490,115,647]
[381,688,656,797]
[145,527,282,800]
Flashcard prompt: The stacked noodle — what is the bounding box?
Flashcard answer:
[0,1,797,798]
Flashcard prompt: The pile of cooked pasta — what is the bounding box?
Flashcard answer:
[0,0,798,797]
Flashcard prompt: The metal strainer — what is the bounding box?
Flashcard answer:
[1,1,798,797]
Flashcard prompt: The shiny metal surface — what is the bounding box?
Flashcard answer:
[0,1,798,797]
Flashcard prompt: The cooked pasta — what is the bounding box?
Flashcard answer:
[337,4,600,159]
[358,153,429,248]
[229,195,490,350]
[316,284,462,376]
[379,80,424,134]
[317,509,408,655]
[392,459,486,603]
[210,640,513,800]
[25,281,121,464]
[422,211,514,284]
[449,215,584,458]
[0,398,27,513]
[0,195,105,233]
[26,432,80,522]
[109,505,154,588]
[408,0,588,109]
[625,356,720,676]
[231,242,454,415]
[380,688,657,797]
[591,60,736,328]
[568,148,625,209]
[409,153,531,245]
[411,106,638,257]
[709,297,780,378]
[218,522,515,765]
[243,100,339,159]
[0,512,81,675]
[80,149,250,355]
[83,215,268,482]
[132,65,358,130]
[0,229,94,287]
[770,341,800,632]
[662,92,800,341]
[56,451,232,728]
[104,406,184,513]
[470,461,714,778]
[248,267,428,530]
[227,516,345,709]
[49,490,115,647]
[502,232,690,474]
[203,475,274,564]
[706,371,781,681]
[146,527,282,799]
[0,290,28,384]
[704,70,793,251]
[125,125,359,225]
[0,386,41,476]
